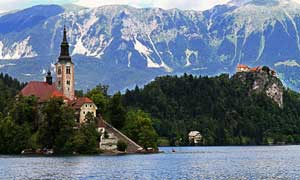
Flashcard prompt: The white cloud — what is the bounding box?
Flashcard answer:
[74,0,231,11]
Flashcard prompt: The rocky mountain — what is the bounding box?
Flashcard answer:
[1,0,300,93]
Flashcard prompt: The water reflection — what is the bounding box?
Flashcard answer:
[1,146,300,179]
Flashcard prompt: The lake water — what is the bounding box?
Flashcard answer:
[1,146,300,179]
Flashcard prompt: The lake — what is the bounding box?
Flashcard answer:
[1,146,300,179]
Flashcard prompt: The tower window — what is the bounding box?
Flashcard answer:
[66,66,71,74]
[57,68,61,75]
[66,80,70,85]
[58,81,61,85]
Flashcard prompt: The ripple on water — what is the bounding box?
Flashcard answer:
[1,146,300,179]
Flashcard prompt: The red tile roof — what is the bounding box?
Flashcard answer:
[21,81,67,102]
[250,67,261,72]
[71,97,93,109]
[237,64,249,68]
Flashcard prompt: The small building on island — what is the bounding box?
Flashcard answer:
[19,26,141,153]
[188,131,203,145]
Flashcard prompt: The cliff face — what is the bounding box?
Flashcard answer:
[232,71,284,108]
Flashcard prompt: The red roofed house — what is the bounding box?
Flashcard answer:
[20,26,97,123]
[71,97,97,123]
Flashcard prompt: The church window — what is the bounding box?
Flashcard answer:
[58,81,61,85]
[83,111,85,114]
[58,68,62,75]
[67,80,70,85]
[66,66,71,74]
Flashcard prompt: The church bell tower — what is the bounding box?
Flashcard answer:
[55,26,75,100]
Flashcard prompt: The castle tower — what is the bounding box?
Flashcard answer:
[55,26,75,100]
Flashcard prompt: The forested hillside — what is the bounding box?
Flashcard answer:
[123,73,300,146]
[0,73,24,113]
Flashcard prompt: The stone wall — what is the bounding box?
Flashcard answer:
[99,120,142,153]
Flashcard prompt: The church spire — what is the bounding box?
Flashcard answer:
[63,25,67,43]
[58,25,71,61]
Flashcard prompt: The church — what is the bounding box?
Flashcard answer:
[20,26,97,124]
[20,27,142,152]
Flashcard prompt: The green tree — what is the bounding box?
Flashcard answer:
[117,140,128,152]
[107,92,126,129]
[123,110,158,149]
[86,85,109,115]
[0,116,31,154]
[38,98,75,153]
[67,121,100,154]
[11,96,39,131]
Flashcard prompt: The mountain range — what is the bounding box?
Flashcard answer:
[1,0,300,93]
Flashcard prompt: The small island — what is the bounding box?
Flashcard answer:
[0,27,158,155]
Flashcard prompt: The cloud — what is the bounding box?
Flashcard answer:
[74,0,231,11]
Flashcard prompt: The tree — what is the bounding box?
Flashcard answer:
[86,85,109,115]
[67,121,100,154]
[0,116,31,154]
[123,110,158,149]
[117,140,128,152]
[10,96,39,131]
[107,92,126,129]
[38,98,75,153]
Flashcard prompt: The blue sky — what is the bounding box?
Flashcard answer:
[0,0,231,13]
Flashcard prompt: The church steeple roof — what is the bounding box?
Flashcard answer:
[58,25,72,63]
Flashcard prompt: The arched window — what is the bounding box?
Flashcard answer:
[57,68,62,75]
[66,66,71,74]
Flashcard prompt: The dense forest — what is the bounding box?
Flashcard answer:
[123,73,300,146]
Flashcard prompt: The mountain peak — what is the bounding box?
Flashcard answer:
[228,0,300,7]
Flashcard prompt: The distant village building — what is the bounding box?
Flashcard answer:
[19,26,141,153]
[188,131,202,144]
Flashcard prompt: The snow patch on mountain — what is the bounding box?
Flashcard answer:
[71,12,99,56]
[0,37,37,60]
[133,36,160,68]
[185,49,198,67]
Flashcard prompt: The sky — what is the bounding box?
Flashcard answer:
[0,0,231,13]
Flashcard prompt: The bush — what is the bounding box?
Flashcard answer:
[117,140,127,152]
